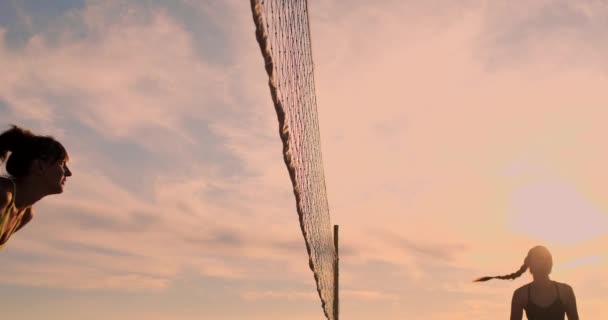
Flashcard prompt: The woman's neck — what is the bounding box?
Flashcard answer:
[532,274,552,285]
[13,177,46,210]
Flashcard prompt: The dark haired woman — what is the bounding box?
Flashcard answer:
[475,245,579,320]
[0,125,72,250]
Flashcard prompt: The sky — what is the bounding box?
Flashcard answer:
[0,0,607,319]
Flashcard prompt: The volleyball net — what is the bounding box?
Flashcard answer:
[250,0,338,319]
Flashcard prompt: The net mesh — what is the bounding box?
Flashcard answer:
[250,0,336,319]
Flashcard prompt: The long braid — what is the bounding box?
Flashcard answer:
[474,263,528,282]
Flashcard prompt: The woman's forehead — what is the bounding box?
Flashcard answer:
[61,150,70,161]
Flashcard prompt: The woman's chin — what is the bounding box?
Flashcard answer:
[51,184,65,195]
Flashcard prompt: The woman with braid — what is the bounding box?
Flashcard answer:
[0,125,72,251]
[475,245,579,320]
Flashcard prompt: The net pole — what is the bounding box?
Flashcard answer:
[333,225,339,320]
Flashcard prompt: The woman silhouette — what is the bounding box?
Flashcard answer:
[0,125,72,250]
[475,245,579,320]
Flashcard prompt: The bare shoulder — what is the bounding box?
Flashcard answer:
[514,283,530,295]
[556,282,575,296]
[512,284,529,304]
[23,206,34,221]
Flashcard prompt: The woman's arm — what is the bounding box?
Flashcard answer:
[510,289,524,320]
[564,285,579,320]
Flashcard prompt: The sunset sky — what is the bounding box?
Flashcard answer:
[1,0,607,319]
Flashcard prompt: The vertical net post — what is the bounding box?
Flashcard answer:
[334,225,339,320]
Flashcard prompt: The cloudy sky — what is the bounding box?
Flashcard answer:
[1,0,607,319]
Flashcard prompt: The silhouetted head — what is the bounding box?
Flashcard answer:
[474,245,553,282]
[525,245,552,277]
[0,125,71,194]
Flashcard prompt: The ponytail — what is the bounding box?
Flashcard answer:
[475,245,555,283]
[0,125,34,162]
[474,263,528,282]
